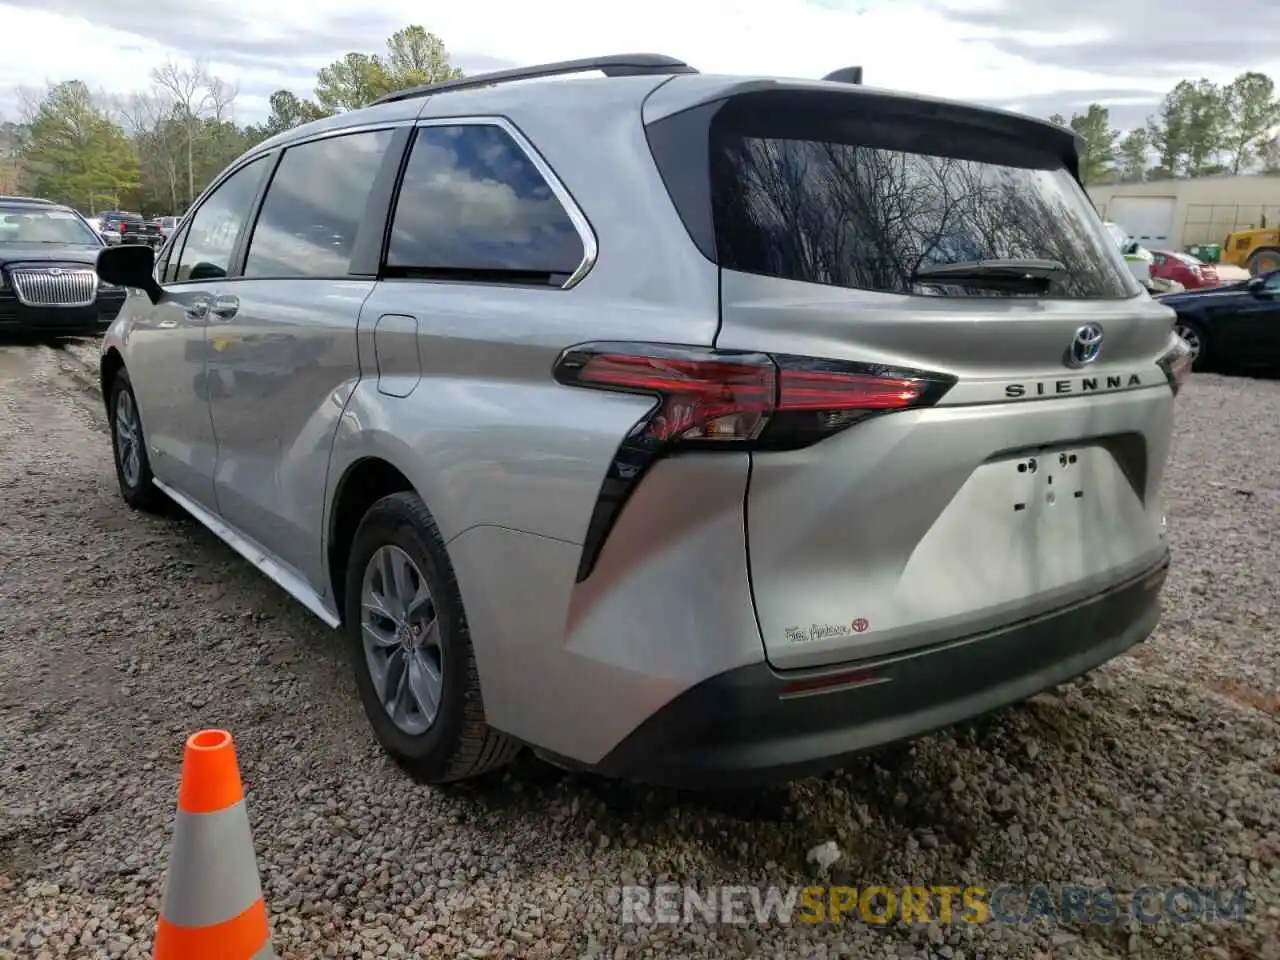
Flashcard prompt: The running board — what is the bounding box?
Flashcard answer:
[152,478,342,629]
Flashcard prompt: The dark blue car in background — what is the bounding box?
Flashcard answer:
[1158,269,1280,372]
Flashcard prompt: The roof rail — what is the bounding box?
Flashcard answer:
[823,66,863,85]
[371,53,698,106]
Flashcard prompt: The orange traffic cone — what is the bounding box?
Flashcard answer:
[154,729,275,960]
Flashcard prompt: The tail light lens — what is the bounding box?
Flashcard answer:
[1158,332,1193,395]
[554,342,955,580]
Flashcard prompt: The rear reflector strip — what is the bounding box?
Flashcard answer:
[779,668,890,699]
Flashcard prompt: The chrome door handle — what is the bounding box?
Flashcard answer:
[185,296,210,320]
[210,295,239,321]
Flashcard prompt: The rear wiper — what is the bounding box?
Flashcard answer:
[911,258,1067,287]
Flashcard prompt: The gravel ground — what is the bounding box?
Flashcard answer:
[1,341,1277,960]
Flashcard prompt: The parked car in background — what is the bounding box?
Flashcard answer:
[0,196,126,335]
[0,195,57,205]
[1150,249,1219,290]
[94,53,1184,789]
[153,216,181,240]
[1220,226,1280,276]
[97,211,163,248]
[82,213,120,244]
[1102,220,1153,285]
[1158,268,1280,370]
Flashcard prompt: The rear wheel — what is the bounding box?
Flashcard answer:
[1173,318,1209,372]
[1246,247,1280,276]
[108,370,167,512]
[344,491,521,783]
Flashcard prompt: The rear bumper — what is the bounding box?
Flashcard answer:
[585,552,1169,789]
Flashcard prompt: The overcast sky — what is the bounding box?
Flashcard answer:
[1,0,1278,130]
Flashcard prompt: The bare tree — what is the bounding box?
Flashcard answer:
[120,91,186,211]
[149,59,238,207]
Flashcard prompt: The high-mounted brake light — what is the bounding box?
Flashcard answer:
[554,343,956,580]
[1157,332,1193,395]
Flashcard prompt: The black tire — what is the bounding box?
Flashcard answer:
[344,491,521,783]
[107,369,167,512]
[1246,247,1280,277]
[1173,318,1210,372]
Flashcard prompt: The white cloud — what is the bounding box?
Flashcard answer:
[1,0,1277,123]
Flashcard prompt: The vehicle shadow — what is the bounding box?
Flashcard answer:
[434,703,1047,873]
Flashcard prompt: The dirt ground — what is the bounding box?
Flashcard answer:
[1,340,1277,960]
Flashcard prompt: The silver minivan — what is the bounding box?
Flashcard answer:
[95,55,1189,788]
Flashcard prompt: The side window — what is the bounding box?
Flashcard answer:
[386,124,585,283]
[243,130,393,278]
[171,156,269,283]
[159,223,190,283]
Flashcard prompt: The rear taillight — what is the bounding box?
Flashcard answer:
[118,222,127,234]
[1158,333,1193,395]
[554,342,955,580]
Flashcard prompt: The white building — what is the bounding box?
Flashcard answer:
[1087,175,1280,251]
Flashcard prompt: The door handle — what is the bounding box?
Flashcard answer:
[185,296,210,320]
[210,295,240,321]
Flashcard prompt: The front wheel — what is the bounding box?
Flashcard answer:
[344,491,521,783]
[108,370,167,512]
[1173,318,1209,372]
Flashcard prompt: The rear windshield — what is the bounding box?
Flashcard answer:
[708,99,1140,300]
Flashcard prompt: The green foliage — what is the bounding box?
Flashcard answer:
[3,24,462,214]
[1116,128,1150,184]
[1051,70,1280,183]
[1147,79,1230,178]
[22,81,140,212]
[1222,72,1280,174]
[1051,104,1119,185]
[314,25,464,112]
[244,91,333,144]
[315,53,390,112]
[1261,136,1280,174]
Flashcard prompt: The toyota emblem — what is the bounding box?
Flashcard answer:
[48,268,62,276]
[1066,324,1104,367]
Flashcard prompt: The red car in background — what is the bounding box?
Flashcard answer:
[1151,249,1220,289]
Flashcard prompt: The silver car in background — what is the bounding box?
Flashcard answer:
[95,54,1190,788]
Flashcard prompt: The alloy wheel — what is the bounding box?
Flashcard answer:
[115,389,142,488]
[1173,323,1201,361]
[360,545,444,736]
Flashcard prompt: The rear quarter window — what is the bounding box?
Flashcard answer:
[384,123,586,286]
[707,97,1140,300]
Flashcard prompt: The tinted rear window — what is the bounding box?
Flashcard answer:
[708,99,1139,300]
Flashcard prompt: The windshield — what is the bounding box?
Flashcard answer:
[0,206,101,245]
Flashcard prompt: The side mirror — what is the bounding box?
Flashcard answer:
[97,244,162,304]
